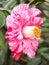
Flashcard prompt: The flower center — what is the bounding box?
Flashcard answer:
[22,26,40,38]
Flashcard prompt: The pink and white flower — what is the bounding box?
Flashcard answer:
[5,4,43,61]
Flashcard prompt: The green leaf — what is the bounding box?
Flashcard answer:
[27,57,41,65]
[42,28,49,32]
[42,19,49,27]
[29,0,45,5]
[0,32,8,65]
[0,11,5,28]
[42,19,49,32]
[38,47,49,53]
[10,61,20,65]
[46,0,49,2]
[8,56,20,65]
[0,7,11,14]
[39,42,49,48]
[41,53,49,61]
[20,0,24,3]
[42,23,49,27]
[3,0,18,9]
[37,2,49,18]
[40,60,46,65]
[0,0,5,2]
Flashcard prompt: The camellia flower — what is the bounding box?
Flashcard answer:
[5,4,43,61]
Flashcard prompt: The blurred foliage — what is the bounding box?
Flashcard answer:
[0,0,49,65]
[0,11,5,28]
[0,32,8,65]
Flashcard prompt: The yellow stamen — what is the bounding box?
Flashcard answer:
[22,26,40,38]
[32,26,40,38]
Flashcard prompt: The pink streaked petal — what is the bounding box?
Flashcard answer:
[5,25,23,42]
[22,38,38,58]
[5,4,43,61]
[16,40,23,53]
[6,15,14,28]
[5,31,14,42]
[17,32,23,40]
[8,41,19,52]
[8,40,23,53]
[6,15,21,30]
[27,49,35,58]
[11,4,29,14]
[11,52,22,61]
[11,20,21,30]
[11,5,29,20]
[11,4,30,24]
[33,17,43,27]
[5,31,23,42]
[31,6,42,16]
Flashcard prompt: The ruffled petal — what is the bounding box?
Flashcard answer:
[6,15,14,28]
[5,4,43,61]
[30,17,43,27]
[11,4,29,20]
[33,17,43,27]
[8,40,23,52]
[11,51,22,61]
[11,4,29,15]
[11,4,31,27]
[31,6,42,16]
[22,38,38,58]
[5,17,23,41]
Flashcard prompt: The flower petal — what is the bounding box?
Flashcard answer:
[5,4,43,61]
[11,51,22,61]
[6,15,13,28]
[31,17,43,27]
[22,38,38,58]
[31,6,42,16]
[8,40,23,52]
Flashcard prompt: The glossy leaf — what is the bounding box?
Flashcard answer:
[0,11,5,28]
[0,32,8,65]
[41,53,49,61]
[27,57,41,65]
[40,60,46,65]
[46,0,49,2]
[29,0,45,5]
[3,0,18,9]
[38,47,49,53]
[37,2,49,18]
